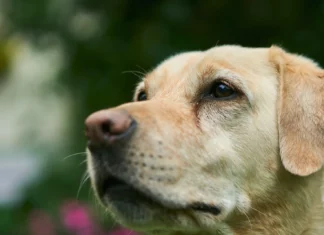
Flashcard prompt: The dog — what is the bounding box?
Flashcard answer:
[85,45,324,235]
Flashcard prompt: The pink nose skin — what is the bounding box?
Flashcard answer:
[85,109,135,146]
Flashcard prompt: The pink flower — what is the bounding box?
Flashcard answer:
[60,200,105,235]
[28,200,140,235]
[61,201,91,229]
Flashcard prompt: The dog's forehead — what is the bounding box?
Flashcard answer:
[144,52,202,96]
[148,52,202,79]
[148,46,270,81]
[201,46,271,72]
[143,46,274,100]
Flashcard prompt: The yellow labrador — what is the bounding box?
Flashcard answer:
[85,45,324,235]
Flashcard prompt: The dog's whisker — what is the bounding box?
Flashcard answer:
[63,151,86,161]
[122,70,146,79]
[250,207,267,217]
[79,159,88,166]
[136,65,148,74]
[77,171,90,199]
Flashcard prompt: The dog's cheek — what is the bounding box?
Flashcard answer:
[197,101,280,195]
[197,101,249,130]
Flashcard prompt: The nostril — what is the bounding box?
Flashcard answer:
[101,121,111,135]
[85,109,136,146]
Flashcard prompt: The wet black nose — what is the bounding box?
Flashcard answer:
[85,109,136,147]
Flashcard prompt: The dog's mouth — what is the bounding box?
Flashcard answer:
[100,176,157,205]
[100,175,222,216]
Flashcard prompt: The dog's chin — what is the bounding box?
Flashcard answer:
[102,184,158,227]
[97,176,174,228]
[94,174,226,231]
[100,185,195,232]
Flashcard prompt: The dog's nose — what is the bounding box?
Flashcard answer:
[85,109,136,147]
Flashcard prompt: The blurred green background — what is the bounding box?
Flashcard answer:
[0,0,323,234]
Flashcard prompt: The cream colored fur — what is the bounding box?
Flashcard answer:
[87,45,324,235]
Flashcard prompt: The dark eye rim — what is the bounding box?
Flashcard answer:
[200,79,240,101]
[137,91,147,101]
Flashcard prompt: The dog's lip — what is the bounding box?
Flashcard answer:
[100,176,162,207]
[100,175,222,216]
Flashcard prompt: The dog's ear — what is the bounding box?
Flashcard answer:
[270,46,324,176]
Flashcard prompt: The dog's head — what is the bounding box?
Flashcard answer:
[85,45,324,234]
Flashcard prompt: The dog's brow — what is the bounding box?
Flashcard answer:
[136,81,145,91]
[197,65,216,80]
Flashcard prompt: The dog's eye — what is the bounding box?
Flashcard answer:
[211,82,236,99]
[137,91,147,101]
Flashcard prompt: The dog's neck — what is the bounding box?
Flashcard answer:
[228,169,324,235]
[144,169,324,235]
